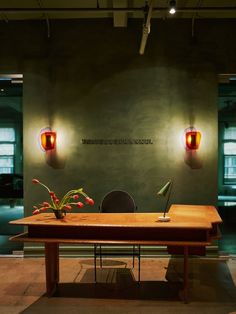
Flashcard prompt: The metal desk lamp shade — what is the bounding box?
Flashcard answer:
[157,180,172,222]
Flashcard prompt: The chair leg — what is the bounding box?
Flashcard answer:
[99,245,102,268]
[132,245,135,268]
[94,244,97,283]
[138,245,141,283]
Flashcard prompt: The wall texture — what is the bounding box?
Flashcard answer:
[1,19,236,216]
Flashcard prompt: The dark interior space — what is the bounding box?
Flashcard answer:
[0,76,23,254]
[218,77,236,255]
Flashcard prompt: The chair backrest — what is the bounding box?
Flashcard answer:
[100,190,137,213]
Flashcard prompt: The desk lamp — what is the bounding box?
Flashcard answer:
[157,180,172,222]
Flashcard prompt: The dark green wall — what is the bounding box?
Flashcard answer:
[1,19,236,215]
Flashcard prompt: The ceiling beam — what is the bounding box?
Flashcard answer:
[1,7,236,13]
[113,0,128,27]
[36,0,50,38]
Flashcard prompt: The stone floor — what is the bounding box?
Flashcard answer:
[0,256,236,314]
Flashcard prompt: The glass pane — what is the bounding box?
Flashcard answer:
[224,155,236,184]
[224,142,236,155]
[0,157,13,167]
[0,157,14,174]
[0,167,13,174]
[225,156,236,167]
[0,128,15,142]
[0,144,14,155]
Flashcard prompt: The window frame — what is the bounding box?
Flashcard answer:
[223,154,236,185]
[222,129,236,185]
[0,127,16,174]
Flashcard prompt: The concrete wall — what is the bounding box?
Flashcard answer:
[1,19,236,215]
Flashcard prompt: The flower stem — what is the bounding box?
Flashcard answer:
[38,182,51,193]
[60,188,83,208]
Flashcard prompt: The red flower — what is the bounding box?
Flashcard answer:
[77,202,84,208]
[31,178,93,217]
[65,205,72,210]
[32,179,40,184]
[50,192,58,201]
[85,197,94,206]
[43,202,50,207]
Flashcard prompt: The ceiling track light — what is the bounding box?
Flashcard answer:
[139,0,153,55]
[169,0,176,15]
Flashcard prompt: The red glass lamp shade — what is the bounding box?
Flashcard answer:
[185,130,201,150]
[41,131,56,151]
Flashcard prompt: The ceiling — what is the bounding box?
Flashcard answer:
[1,1,236,54]
[0,0,236,22]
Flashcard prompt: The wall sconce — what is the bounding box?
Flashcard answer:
[185,127,201,150]
[40,129,56,151]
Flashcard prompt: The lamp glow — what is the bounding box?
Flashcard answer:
[186,130,201,150]
[41,131,56,151]
[169,0,176,14]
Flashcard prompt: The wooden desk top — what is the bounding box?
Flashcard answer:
[9,204,221,245]
[10,204,221,230]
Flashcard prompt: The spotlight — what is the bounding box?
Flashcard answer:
[169,0,176,14]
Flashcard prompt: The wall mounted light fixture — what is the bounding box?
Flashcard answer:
[40,129,56,151]
[185,127,201,150]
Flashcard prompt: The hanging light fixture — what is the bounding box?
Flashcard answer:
[169,0,176,14]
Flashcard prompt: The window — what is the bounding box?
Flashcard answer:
[223,127,236,184]
[0,128,15,174]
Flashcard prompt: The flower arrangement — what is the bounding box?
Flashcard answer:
[32,178,94,218]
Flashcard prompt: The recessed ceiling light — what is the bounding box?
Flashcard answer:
[0,88,4,92]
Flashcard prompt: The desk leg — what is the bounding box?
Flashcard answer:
[94,244,97,283]
[45,243,59,296]
[183,246,189,303]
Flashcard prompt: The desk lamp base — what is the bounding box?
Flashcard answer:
[158,215,170,222]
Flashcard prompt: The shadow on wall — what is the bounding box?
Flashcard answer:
[184,150,203,169]
[45,149,66,169]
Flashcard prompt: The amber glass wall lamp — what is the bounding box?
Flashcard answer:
[40,129,56,151]
[185,127,201,150]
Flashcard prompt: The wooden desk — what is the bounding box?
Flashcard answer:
[9,204,222,302]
